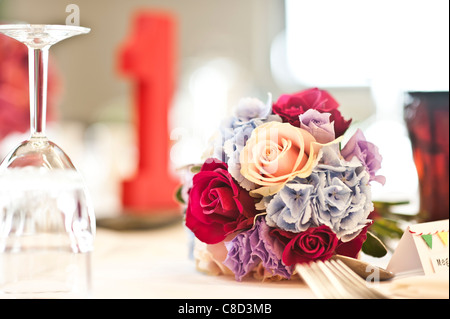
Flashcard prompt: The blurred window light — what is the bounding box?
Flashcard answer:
[170,58,238,168]
[285,0,449,90]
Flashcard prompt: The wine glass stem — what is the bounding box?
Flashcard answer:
[28,46,49,138]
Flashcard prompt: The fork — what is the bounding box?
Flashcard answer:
[296,259,389,299]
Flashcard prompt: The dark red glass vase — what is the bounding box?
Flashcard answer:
[404,91,449,221]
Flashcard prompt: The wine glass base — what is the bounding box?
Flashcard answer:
[0,24,90,49]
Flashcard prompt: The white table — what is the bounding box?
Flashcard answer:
[91,222,450,300]
[91,222,316,299]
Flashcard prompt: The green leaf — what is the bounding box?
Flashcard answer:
[372,201,417,221]
[370,218,404,240]
[190,165,202,174]
[175,185,185,204]
[362,231,388,258]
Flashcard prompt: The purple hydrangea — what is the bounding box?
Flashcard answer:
[312,144,373,242]
[217,95,281,190]
[265,174,321,232]
[264,144,373,242]
[223,218,292,281]
[341,129,386,185]
[211,95,278,165]
[234,96,272,122]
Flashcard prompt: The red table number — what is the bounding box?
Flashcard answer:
[118,11,180,215]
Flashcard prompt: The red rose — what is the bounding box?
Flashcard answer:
[272,88,352,137]
[335,224,371,259]
[271,225,338,265]
[185,158,258,244]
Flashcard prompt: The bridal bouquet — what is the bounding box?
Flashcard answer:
[178,88,385,281]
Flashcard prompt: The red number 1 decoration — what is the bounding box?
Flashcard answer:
[118,11,179,215]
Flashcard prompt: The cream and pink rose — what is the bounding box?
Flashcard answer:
[239,122,323,197]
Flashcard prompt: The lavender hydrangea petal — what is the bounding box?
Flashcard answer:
[313,145,373,241]
[235,93,272,121]
[224,218,291,281]
[266,178,317,233]
[213,95,282,190]
[318,177,352,213]
[315,142,347,171]
[210,97,279,171]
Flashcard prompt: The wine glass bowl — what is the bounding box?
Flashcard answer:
[0,24,95,298]
[2,137,75,169]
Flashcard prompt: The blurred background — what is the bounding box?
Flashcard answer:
[0,0,448,218]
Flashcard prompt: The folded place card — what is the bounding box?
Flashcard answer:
[387,219,449,277]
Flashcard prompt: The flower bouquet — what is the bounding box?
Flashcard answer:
[178,88,386,281]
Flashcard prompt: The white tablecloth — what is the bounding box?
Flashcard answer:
[92,222,316,299]
[91,220,449,299]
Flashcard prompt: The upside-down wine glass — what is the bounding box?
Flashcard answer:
[0,24,95,298]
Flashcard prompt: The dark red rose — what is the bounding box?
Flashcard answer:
[185,158,258,244]
[271,225,339,266]
[335,224,371,259]
[272,88,352,137]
